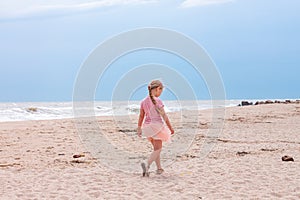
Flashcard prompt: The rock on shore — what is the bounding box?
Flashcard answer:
[238,99,300,106]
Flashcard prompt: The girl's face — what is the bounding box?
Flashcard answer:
[154,85,163,97]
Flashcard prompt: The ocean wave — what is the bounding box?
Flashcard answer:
[0,100,242,122]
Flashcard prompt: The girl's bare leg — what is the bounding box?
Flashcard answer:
[150,139,162,170]
[147,139,162,169]
[156,153,162,170]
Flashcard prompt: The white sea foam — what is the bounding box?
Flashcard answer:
[0,100,244,122]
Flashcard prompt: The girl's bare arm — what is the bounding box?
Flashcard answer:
[138,108,145,127]
[137,108,145,136]
[159,108,174,134]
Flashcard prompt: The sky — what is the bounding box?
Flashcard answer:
[0,0,299,102]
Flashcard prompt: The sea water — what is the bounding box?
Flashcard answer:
[0,100,245,122]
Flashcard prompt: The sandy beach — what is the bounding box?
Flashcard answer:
[1,103,300,199]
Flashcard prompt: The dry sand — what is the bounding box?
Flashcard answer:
[1,103,300,199]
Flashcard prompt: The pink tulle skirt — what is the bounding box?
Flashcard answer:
[142,123,171,142]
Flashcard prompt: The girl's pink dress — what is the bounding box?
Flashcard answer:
[140,96,171,142]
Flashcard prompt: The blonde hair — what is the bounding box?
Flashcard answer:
[148,80,163,105]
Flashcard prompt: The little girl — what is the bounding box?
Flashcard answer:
[137,80,174,177]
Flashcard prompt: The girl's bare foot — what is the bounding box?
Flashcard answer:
[156,168,164,175]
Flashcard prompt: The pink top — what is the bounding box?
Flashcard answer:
[140,96,164,124]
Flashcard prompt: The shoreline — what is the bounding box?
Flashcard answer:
[1,99,299,123]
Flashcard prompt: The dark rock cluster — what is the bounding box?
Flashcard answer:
[255,99,300,105]
[238,99,300,106]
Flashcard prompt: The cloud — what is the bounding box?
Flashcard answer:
[0,0,156,19]
[180,0,234,8]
